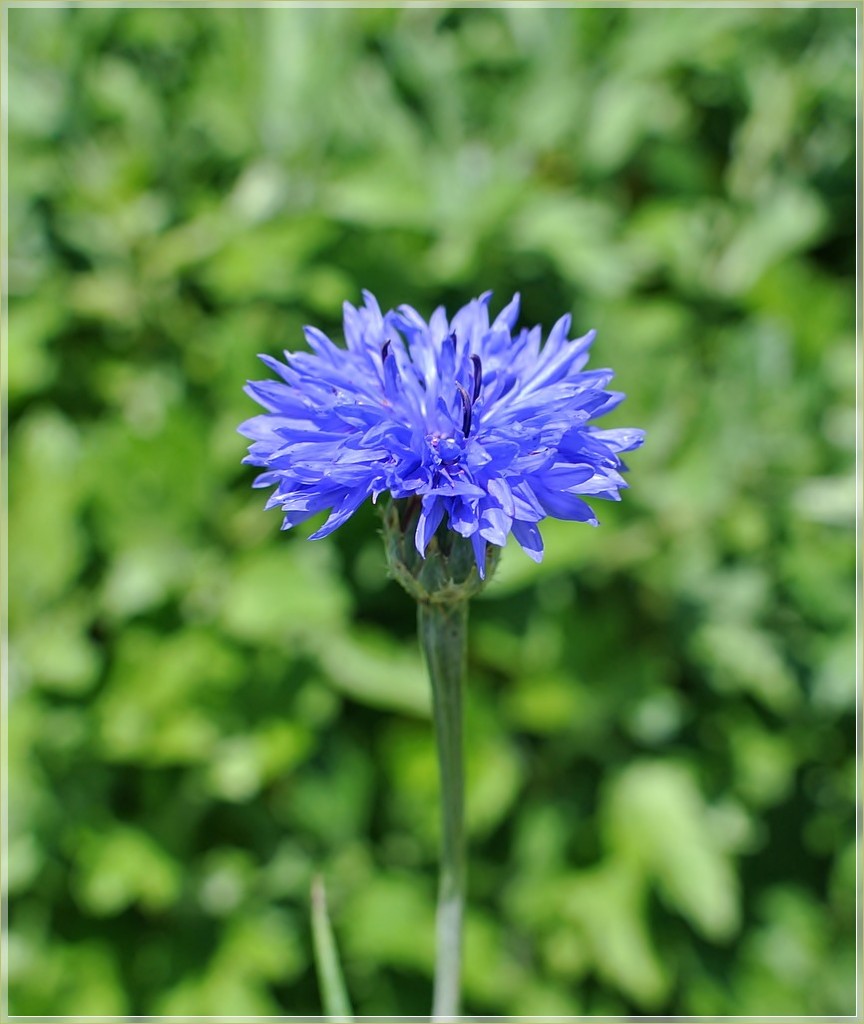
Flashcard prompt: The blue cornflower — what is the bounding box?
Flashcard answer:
[239,291,644,578]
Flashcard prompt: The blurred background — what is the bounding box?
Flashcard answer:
[6,4,858,1017]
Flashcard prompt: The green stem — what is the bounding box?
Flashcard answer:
[418,599,468,1021]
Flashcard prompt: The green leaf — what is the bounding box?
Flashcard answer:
[72,826,182,917]
[221,544,350,644]
[560,860,670,1007]
[691,623,800,713]
[310,627,431,717]
[343,872,435,972]
[603,760,741,942]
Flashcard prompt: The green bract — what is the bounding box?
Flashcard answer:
[380,497,501,605]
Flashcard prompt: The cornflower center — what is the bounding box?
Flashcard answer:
[427,433,462,466]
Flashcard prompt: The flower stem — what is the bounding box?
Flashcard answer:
[418,598,468,1021]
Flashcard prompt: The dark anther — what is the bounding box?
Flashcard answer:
[381,340,392,362]
[455,381,472,436]
[471,354,482,404]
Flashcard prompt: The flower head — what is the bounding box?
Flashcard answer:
[239,291,644,578]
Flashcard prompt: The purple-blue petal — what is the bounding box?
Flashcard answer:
[512,519,545,563]
[415,496,445,556]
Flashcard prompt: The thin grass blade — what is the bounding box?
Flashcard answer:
[311,874,354,1022]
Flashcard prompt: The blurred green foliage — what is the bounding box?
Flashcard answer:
[7,5,857,1016]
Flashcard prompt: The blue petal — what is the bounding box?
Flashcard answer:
[308,486,370,539]
[382,345,402,399]
[243,379,297,413]
[362,289,383,318]
[395,303,428,331]
[303,325,342,363]
[479,504,512,546]
[590,427,646,452]
[533,487,598,524]
[471,533,488,579]
[257,353,293,382]
[486,476,515,517]
[449,496,479,537]
[238,414,294,442]
[415,496,445,555]
[492,292,521,332]
[542,463,596,489]
[512,519,544,563]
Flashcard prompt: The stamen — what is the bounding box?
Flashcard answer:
[471,354,482,403]
[455,381,472,436]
